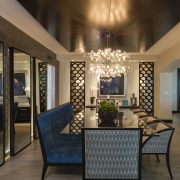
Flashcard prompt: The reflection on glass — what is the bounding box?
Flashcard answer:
[13,49,31,154]
[33,59,44,139]
[0,42,4,165]
[14,73,26,95]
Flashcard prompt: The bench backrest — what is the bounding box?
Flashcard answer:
[36,102,74,161]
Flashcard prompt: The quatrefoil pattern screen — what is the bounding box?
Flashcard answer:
[139,62,154,115]
[70,62,85,134]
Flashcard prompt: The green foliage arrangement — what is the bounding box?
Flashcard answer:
[98,101,118,122]
[99,101,118,113]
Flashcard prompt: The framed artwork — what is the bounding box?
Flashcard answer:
[98,75,126,97]
[14,72,26,96]
[0,72,27,96]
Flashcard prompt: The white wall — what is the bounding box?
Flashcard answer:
[59,60,140,106]
[172,69,177,111]
[126,62,139,104]
[59,61,70,104]
[85,62,140,105]
[160,73,172,119]
[85,61,98,105]
[154,41,180,118]
[47,64,55,110]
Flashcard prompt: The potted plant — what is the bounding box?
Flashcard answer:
[98,101,118,122]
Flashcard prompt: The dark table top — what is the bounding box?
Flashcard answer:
[86,104,139,109]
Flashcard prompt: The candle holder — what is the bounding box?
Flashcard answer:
[130,93,137,106]
[90,96,95,104]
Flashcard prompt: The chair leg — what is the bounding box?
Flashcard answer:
[41,164,48,180]
[156,154,160,162]
[166,154,173,179]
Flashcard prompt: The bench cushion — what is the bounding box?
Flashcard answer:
[47,134,82,164]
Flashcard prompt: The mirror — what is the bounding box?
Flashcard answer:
[33,59,45,139]
[12,49,31,154]
[0,42,4,165]
[36,59,47,114]
[34,59,55,138]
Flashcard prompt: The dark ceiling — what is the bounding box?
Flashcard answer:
[17,0,180,53]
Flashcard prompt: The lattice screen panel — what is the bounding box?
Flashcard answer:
[70,62,85,134]
[39,63,47,113]
[139,62,154,115]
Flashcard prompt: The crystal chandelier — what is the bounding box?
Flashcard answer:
[86,32,133,78]
[86,0,133,79]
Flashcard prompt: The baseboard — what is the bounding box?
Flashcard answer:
[172,111,180,113]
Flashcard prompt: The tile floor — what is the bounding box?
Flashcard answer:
[0,114,180,180]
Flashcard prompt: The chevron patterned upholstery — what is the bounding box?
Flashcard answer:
[142,129,173,153]
[82,128,142,179]
[142,122,175,179]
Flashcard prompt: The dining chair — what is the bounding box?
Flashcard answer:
[138,116,161,128]
[131,108,144,114]
[82,128,143,179]
[139,116,160,124]
[142,122,175,179]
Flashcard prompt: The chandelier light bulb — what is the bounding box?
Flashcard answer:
[86,32,134,79]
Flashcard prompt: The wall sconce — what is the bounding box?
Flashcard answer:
[90,87,97,104]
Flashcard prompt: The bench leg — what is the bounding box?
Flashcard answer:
[41,164,48,180]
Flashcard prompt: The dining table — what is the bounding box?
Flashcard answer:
[84,107,157,136]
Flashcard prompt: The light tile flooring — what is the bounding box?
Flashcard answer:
[0,114,180,180]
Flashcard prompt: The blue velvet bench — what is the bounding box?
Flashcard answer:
[36,102,82,180]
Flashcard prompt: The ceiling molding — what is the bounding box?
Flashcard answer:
[0,0,68,60]
[147,23,180,55]
[59,52,158,62]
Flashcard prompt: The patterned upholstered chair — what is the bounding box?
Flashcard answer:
[82,128,143,179]
[142,122,175,179]
[138,116,161,128]
[131,108,144,114]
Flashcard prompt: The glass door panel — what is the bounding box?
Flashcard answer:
[0,42,4,165]
[12,49,31,155]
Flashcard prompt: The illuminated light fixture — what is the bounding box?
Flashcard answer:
[85,0,133,80]
[86,31,133,79]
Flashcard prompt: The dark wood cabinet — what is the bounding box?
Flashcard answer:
[16,106,31,123]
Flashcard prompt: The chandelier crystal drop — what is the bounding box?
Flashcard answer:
[86,47,133,78]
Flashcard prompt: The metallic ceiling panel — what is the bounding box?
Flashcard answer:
[17,0,180,52]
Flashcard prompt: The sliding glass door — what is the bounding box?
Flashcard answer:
[11,48,31,155]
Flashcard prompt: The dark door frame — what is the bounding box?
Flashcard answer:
[177,68,180,112]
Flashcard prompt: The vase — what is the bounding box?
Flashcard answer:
[90,97,95,104]
[98,110,117,122]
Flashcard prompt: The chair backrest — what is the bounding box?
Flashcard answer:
[142,122,175,154]
[82,128,143,179]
